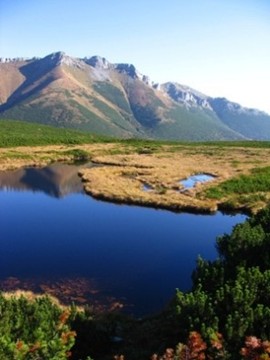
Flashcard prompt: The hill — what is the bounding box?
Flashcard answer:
[0,52,270,140]
[0,119,106,147]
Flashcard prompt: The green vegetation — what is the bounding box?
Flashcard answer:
[123,206,270,359]
[2,118,270,149]
[130,103,161,128]
[164,206,270,358]
[1,207,270,359]
[147,105,241,141]
[0,294,76,359]
[1,120,270,212]
[1,92,77,127]
[181,140,270,148]
[92,98,135,133]
[62,148,90,161]
[206,166,270,199]
[93,82,131,114]
[118,138,270,151]
[203,166,270,212]
[0,119,109,147]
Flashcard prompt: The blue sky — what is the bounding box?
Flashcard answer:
[1,0,270,113]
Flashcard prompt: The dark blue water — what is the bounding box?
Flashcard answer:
[0,164,246,316]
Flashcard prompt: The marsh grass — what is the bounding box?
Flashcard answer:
[206,166,270,198]
[230,160,240,168]
[0,151,34,160]
[80,145,270,213]
[62,148,90,161]
[203,166,270,213]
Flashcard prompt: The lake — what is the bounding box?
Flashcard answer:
[0,163,246,316]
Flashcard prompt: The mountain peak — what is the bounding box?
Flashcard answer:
[84,55,111,69]
[46,51,66,63]
[43,51,85,69]
[115,63,154,87]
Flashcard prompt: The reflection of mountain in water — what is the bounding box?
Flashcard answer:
[0,163,88,198]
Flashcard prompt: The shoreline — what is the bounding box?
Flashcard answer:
[1,143,270,214]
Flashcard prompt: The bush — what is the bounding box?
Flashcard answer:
[0,294,76,359]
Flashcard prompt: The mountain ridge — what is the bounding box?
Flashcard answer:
[0,51,269,141]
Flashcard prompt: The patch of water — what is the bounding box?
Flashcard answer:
[142,183,153,192]
[180,173,215,190]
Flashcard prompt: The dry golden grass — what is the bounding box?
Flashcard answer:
[0,143,119,171]
[79,144,270,213]
[1,142,270,213]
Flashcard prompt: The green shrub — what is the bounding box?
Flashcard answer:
[0,294,76,359]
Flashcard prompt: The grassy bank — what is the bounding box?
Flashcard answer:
[79,142,270,214]
[203,166,270,213]
[1,119,270,213]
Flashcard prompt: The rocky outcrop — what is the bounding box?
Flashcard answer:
[161,82,212,110]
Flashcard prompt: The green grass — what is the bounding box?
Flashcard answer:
[0,119,110,147]
[193,140,270,148]
[2,118,270,150]
[205,166,270,199]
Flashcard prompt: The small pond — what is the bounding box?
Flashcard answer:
[180,173,215,190]
[0,164,246,316]
[142,183,153,192]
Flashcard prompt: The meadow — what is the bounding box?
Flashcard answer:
[1,119,270,214]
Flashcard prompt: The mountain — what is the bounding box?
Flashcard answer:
[209,98,270,140]
[0,51,269,141]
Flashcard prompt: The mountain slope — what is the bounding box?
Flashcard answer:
[209,98,270,140]
[0,52,269,141]
[0,53,143,137]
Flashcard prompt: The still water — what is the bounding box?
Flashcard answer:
[0,163,246,316]
[180,173,215,189]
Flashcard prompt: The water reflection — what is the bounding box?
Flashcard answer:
[0,163,246,316]
[180,173,215,190]
[0,163,88,197]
